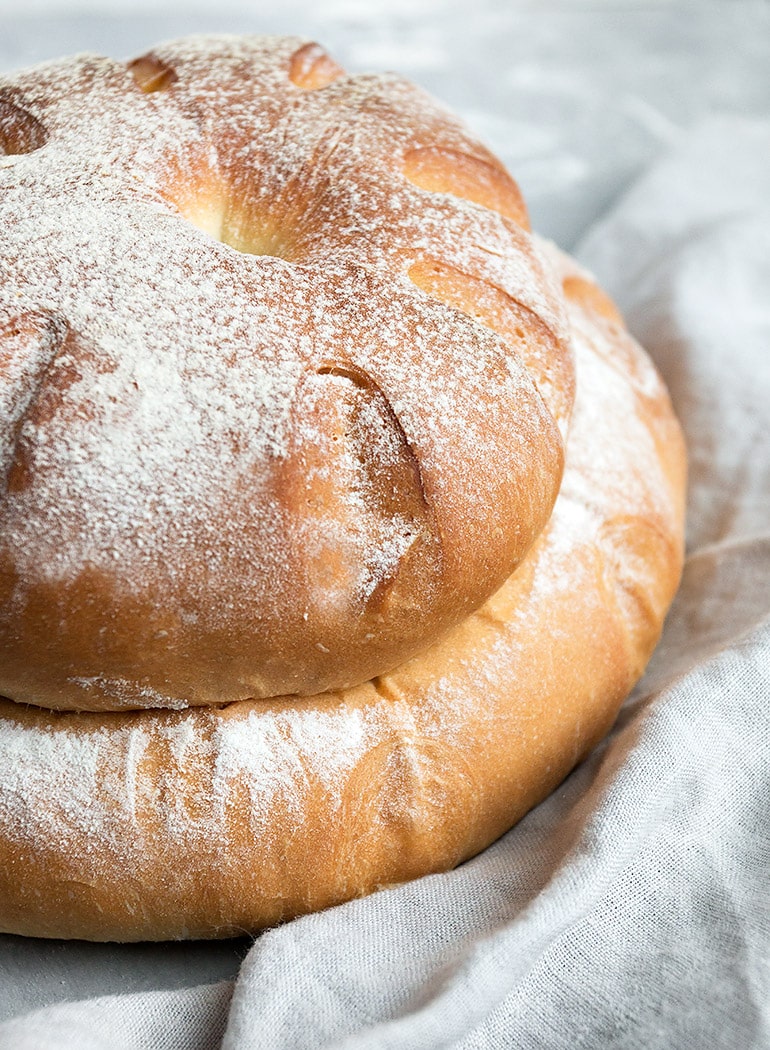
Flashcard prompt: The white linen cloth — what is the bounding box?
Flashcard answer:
[1,11,769,1050]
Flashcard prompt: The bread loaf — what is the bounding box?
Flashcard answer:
[0,37,686,941]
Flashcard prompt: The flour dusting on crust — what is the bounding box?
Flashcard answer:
[0,36,573,709]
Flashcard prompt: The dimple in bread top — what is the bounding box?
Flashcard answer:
[0,35,574,712]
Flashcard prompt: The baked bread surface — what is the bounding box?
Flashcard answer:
[0,36,573,711]
[0,37,686,941]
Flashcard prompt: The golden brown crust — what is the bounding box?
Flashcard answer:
[0,36,572,712]
[0,244,686,942]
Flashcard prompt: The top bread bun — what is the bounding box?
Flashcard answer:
[0,36,574,712]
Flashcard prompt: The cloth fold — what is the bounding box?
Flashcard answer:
[1,111,768,1050]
